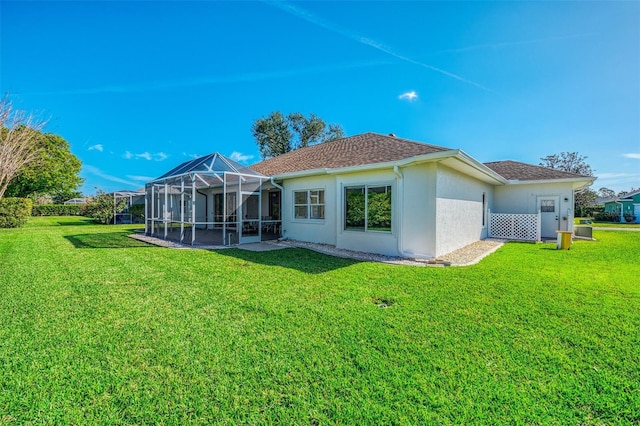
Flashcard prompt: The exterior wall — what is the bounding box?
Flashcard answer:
[280,174,337,246]
[399,163,437,257]
[493,182,576,231]
[434,164,493,257]
[335,169,399,256]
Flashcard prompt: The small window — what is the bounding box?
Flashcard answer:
[482,192,487,227]
[293,189,325,220]
[541,200,555,213]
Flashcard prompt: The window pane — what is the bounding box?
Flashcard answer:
[310,190,319,204]
[311,205,325,219]
[541,200,555,213]
[294,191,307,204]
[318,190,324,204]
[367,186,392,232]
[294,206,308,219]
[345,187,365,230]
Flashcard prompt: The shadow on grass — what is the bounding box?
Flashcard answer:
[213,246,360,274]
[65,232,154,249]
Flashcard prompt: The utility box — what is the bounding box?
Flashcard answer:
[556,231,572,250]
[574,226,593,239]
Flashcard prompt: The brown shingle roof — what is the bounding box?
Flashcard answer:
[484,160,592,181]
[250,133,451,176]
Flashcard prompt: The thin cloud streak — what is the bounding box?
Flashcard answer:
[623,153,640,160]
[437,33,599,54]
[266,1,493,92]
[27,61,386,96]
[84,165,138,187]
[126,175,154,182]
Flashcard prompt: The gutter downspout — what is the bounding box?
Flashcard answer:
[270,176,284,191]
[393,165,432,260]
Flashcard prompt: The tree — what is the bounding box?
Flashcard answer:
[598,187,616,199]
[539,152,593,176]
[81,189,126,224]
[540,151,595,216]
[252,111,344,159]
[0,97,47,198]
[5,132,83,203]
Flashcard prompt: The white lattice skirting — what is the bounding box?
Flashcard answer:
[489,212,540,241]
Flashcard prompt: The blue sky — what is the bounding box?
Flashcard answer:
[1,1,638,195]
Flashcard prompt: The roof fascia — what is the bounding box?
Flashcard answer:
[505,177,596,188]
[270,149,508,184]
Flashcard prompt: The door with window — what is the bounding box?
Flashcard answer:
[538,196,560,238]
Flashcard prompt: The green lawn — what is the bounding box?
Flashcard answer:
[575,218,640,228]
[1,217,639,424]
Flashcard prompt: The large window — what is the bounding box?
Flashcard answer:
[293,189,325,220]
[345,184,392,232]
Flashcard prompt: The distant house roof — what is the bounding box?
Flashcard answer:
[250,132,450,176]
[601,189,640,204]
[619,189,640,199]
[483,160,593,181]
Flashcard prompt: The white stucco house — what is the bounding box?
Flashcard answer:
[145,133,594,259]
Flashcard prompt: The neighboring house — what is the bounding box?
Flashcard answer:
[112,189,145,224]
[64,197,91,205]
[603,189,640,223]
[145,133,594,258]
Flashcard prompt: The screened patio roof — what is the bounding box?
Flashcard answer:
[152,152,265,183]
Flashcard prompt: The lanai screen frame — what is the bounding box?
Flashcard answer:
[145,169,270,246]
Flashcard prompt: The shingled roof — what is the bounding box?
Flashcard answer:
[250,132,450,176]
[484,160,592,181]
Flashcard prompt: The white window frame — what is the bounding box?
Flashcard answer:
[293,189,325,222]
[344,183,393,233]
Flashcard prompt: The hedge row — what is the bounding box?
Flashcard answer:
[32,204,81,216]
[0,198,33,228]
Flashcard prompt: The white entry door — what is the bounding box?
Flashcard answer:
[538,196,560,238]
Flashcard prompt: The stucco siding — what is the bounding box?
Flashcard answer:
[434,165,492,256]
[281,175,337,245]
[400,163,437,257]
[494,182,575,231]
[335,169,399,256]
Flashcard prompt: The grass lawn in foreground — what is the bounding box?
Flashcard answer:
[1,217,639,424]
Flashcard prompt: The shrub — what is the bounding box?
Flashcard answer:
[128,204,145,222]
[32,204,81,216]
[80,190,126,224]
[594,211,620,222]
[0,198,33,228]
[623,213,636,223]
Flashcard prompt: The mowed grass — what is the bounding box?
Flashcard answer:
[0,217,638,424]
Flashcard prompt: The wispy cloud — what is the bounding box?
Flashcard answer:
[123,151,168,161]
[265,1,493,92]
[229,151,254,163]
[398,91,418,101]
[182,152,200,159]
[83,165,138,187]
[437,33,599,54]
[27,61,386,96]
[88,144,104,152]
[623,153,640,160]
[126,175,154,182]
